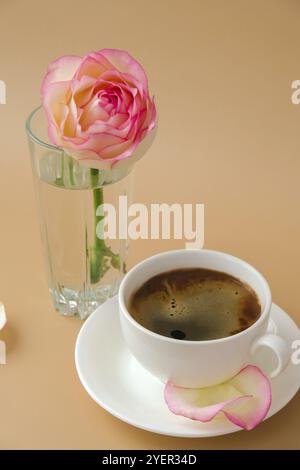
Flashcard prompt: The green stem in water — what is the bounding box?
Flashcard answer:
[55,153,65,187]
[90,168,121,284]
[68,157,75,186]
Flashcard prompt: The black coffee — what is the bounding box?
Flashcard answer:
[129,268,261,341]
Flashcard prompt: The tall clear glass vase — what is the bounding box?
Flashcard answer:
[26,107,133,319]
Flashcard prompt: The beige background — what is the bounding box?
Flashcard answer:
[0,0,299,449]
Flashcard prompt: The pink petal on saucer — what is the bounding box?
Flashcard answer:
[164,365,272,430]
[0,302,6,330]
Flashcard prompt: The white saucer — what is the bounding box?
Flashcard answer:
[75,297,300,438]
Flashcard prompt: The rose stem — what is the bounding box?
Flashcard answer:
[90,168,122,284]
[68,157,75,186]
[90,168,105,284]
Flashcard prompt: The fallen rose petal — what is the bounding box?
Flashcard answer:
[0,302,7,330]
[164,365,272,431]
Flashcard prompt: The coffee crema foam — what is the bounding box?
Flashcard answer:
[129,268,261,341]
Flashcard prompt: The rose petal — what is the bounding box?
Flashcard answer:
[48,122,62,146]
[79,93,109,129]
[99,138,136,159]
[0,302,7,330]
[63,132,125,155]
[141,96,157,136]
[95,75,137,110]
[100,49,149,94]
[86,116,132,139]
[99,69,144,101]
[41,55,81,97]
[70,126,155,171]
[74,52,113,80]
[71,76,96,107]
[42,81,71,126]
[108,112,130,129]
[164,365,272,431]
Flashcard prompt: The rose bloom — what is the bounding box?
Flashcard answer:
[41,49,156,170]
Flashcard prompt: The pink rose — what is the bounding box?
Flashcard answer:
[41,49,156,170]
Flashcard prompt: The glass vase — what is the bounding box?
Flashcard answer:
[26,107,133,320]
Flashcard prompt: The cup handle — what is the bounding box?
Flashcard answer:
[250,333,290,378]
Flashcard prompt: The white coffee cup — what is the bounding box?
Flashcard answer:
[119,249,290,388]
